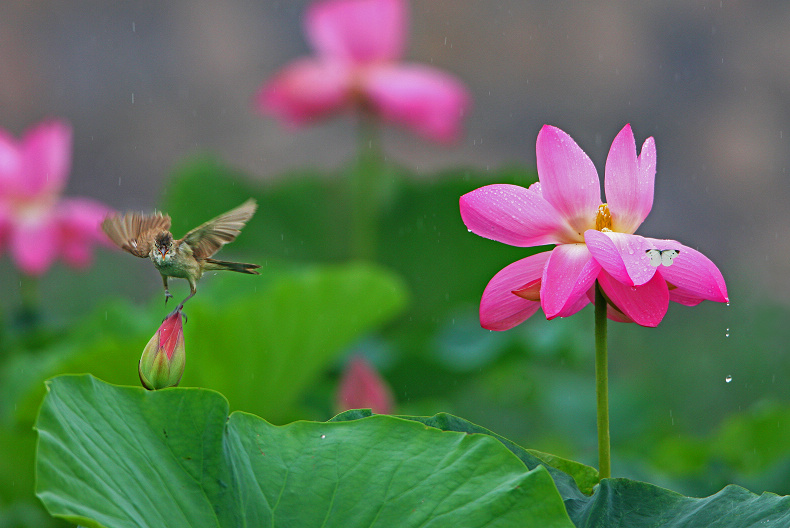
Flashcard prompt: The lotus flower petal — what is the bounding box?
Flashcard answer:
[56,198,114,268]
[255,58,352,126]
[604,124,656,234]
[584,229,655,286]
[597,270,668,327]
[10,213,60,276]
[0,128,22,195]
[460,183,570,247]
[20,121,72,198]
[307,0,407,62]
[536,125,600,237]
[480,252,550,331]
[541,243,600,319]
[646,238,728,304]
[362,64,470,143]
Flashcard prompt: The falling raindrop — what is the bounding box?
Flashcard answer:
[725,375,732,383]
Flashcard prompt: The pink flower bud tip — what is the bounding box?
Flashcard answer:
[336,356,394,414]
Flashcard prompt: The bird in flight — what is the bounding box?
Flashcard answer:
[102,199,260,309]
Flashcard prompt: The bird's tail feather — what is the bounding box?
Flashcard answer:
[203,258,260,275]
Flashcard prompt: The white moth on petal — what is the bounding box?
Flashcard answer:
[646,249,679,267]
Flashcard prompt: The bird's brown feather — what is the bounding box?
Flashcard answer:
[101,211,172,258]
[179,199,257,260]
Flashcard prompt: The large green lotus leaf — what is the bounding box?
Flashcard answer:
[182,262,408,422]
[35,375,575,528]
[333,410,790,527]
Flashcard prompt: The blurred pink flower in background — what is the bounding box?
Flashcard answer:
[460,124,728,329]
[256,0,471,143]
[0,120,111,276]
[336,356,394,414]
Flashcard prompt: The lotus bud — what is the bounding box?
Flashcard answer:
[336,356,394,414]
[139,309,185,390]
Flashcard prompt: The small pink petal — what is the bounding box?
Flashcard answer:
[597,271,668,327]
[306,0,407,62]
[535,125,601,237]
[362,64,471,143]
[460,183,570,247]
[541,243,600,319]
[255,58,353,126]
[584,230,656,286]
[336,356,394,414]
[480,252,550,331]
[646,238,728,304]
[604,125,656,234]
[20,120,72,197]
[10,214,60,276]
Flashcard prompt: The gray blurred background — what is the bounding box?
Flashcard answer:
[1,0,787,299]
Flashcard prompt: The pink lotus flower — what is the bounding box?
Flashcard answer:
[0,120,111,276]
[336,356,394,414]
[256,0,471,143]
[460,124,728,329]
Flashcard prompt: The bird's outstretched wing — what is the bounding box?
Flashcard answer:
[102,211,172,258]
[179,199,257,260]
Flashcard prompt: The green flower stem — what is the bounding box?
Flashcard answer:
[349,113,382,261]
[594,281,611,479]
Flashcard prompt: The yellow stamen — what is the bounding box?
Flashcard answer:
[595,203,612,231]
